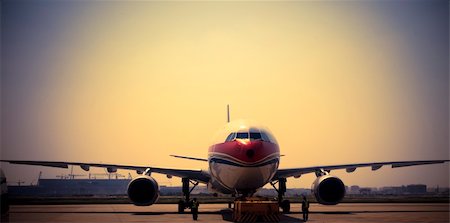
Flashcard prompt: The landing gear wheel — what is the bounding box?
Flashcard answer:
[178,200,185,213]
[281,200,290,213]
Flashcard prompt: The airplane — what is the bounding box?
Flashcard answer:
[1,106,449,213]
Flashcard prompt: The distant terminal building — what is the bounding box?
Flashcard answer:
[8,178,131,197]
[348,185,360,194]
[406,184,426,194]
[8,173,132,197]
[8,173,209,197]
[379,184,427,195]
[359,188,372,195]
[379,186,406,195]
[345,185,431,195]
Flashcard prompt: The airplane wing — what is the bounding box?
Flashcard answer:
[170,155,208,162]
[0,160,210,183]
[273,159,450,180]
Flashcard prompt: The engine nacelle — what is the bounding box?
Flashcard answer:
[127,176,159,206]
[311,175,345,205]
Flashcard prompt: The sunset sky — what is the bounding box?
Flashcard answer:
[1,1,448,188]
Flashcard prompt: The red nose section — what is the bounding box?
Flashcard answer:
[237,140,260,158]
[209,140,279,164]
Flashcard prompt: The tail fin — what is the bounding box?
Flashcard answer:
[227,104,230,123]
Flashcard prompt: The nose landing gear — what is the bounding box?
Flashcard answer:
[270,178,290,213]
[178,178,199,213]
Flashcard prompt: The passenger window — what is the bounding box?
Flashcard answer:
[236,132,249,139]
[250,132,262,141]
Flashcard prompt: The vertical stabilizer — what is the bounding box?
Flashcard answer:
[227,104,230,123]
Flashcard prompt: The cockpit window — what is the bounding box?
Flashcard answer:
[225,132,236,142]
[260,132,270,141]
[249,132,262,141]
[261,131,277,143]
[223,129,277,144]
[236,132,249,139]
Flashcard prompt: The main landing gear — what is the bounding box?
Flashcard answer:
[178,178,199,213]
[270,178,290,213]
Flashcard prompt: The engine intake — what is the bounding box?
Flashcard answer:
[311,175,345,205]
[127,176,159,206]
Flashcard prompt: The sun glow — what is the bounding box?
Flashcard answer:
[2,1,448,188]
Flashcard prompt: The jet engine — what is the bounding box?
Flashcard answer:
[127,176,160,206]
[311,175,345,205]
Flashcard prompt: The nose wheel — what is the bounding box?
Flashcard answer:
[270,178,290,213]
[178,199,186,213]
[280,199,290,213]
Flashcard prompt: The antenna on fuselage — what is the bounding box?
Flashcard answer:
[227,104,230,123]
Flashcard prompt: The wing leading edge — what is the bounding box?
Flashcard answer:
[169,155,208,162]
[273,160,450,180]
[0,160,210,183]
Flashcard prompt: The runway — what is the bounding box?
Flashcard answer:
[4,203,449,223]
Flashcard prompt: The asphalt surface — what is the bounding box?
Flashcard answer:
[3,203,449,223]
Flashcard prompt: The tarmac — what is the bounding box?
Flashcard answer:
[3,203,449,223]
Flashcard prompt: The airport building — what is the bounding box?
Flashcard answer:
[8,178,131,197]
[8,175,209,197]
[406,184,427,194]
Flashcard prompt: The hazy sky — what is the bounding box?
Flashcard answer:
[1,1,448,188]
